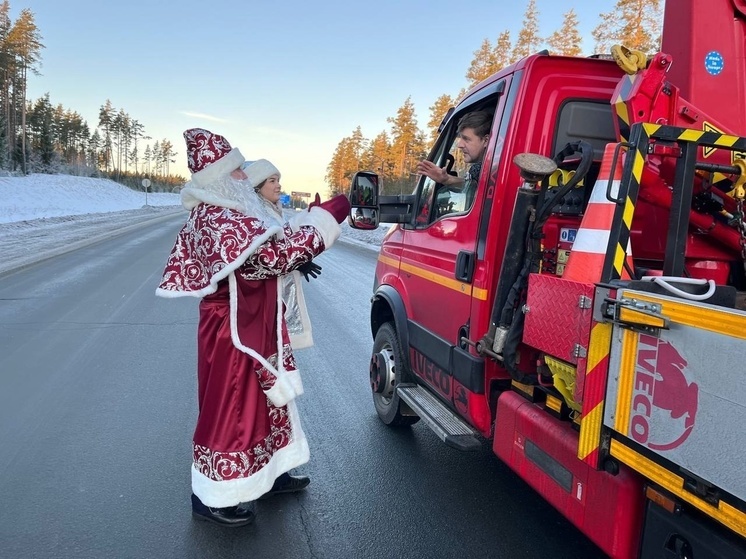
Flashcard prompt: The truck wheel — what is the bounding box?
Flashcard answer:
[370,322,420,427]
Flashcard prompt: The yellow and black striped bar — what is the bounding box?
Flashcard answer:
[601,136,643,283]
[651,125,746,151]
[577,321,613,468]
[613,74,637,143]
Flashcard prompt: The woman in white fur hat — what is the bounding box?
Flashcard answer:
[241,158,323,349]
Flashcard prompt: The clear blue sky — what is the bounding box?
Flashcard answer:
[21,0,622,194]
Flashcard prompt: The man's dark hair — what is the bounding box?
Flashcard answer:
[457,111,493,137]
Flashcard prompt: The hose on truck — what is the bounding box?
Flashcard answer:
[500,141,595,380]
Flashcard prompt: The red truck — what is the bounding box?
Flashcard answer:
[348,1,746,557]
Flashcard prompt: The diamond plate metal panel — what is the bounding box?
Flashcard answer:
[523,273,596,365]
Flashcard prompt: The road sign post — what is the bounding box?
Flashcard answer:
[142,178,151,206]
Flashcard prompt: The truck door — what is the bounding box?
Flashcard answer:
[400,80,511,405]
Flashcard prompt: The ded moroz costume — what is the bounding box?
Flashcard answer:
[156,128,350,525]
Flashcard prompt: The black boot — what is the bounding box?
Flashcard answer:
[191,493,256,527]
[260,472,310,499]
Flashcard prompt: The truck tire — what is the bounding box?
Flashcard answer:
[370,322,420,427]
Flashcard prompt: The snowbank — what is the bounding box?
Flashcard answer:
[0,173,179,223]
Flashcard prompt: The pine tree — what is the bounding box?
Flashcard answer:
[0,0,11,168]
[98,99,114,171]
[387,97,424,179]
[592,0,663,55]
[511,0,542,62]
[145,143,155,176]
[151,140,161,176]
[427,94,455,143]
[466,39,499,88]
[547,9,583,56]
[495,31,516,67]
[465,30,517,90]
[26,93,55,170]
[88,130,101,174]
[362,131,394,190]
[128,119,146,174]
[6,8,43,174]
[349,125,367,166]
[324,127,368,196]
[0,112,7,169]
[160,138,176,176]
[57,109,89,173]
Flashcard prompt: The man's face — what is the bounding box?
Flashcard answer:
[456,127,489,164]
[230,168,247,180]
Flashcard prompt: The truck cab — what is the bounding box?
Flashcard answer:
[367,53,623,436]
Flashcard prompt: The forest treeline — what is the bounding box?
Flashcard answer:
[325,0,663,196]
[0,1,184,191]
[4,0,662,196]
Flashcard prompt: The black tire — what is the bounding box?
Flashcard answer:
[371,322,420,427]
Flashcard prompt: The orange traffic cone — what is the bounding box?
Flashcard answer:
[562,143,633,283]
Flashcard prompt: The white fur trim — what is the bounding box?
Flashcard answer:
[192,399,309,507]
[190,148,244,188]
[227,272,302,408]
[285,368,304,396]
[274,272,285,390]
[264,374,300,407]
[227,273,289,383]
[243,159,280,187]
[292,207,341,249]
[179,186,243,212]
[290,330,313,349]
[288,270,314,350]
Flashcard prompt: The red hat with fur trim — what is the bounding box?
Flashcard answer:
[183,128,245,187]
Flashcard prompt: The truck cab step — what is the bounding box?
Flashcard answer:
[396,383,482,451]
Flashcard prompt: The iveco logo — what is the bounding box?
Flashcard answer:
[630,334,698,451]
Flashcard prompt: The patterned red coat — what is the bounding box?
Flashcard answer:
[157,202,339,507]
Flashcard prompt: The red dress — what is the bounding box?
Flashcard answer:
[157,202,339,507]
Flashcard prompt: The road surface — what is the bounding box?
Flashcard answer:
[0,216,605,558]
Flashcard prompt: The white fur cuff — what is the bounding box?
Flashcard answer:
[286,369,304,398]
[264,374,299,407]
[292,207,341,249]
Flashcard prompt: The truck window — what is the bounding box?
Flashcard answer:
[553,99,617,161]
[414,90,503,227]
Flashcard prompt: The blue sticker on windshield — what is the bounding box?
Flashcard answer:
[705,51,724,76]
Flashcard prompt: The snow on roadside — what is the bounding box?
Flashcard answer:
[0,173,179,223]
[0,207,184,275]
[0,174,387,275]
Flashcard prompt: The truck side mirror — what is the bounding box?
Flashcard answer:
[348,171,380,230]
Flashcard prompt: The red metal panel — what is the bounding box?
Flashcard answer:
[661,0,746,136]
[523,274,595,365]
[493,392,644,559]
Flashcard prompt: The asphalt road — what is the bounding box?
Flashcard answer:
[0,216,605,559]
